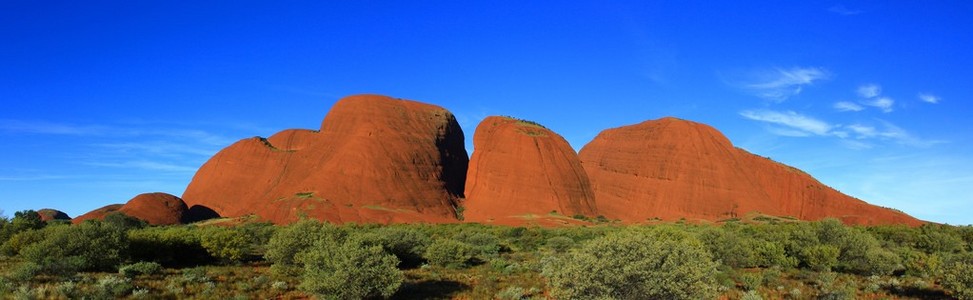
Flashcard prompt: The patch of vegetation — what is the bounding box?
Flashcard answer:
[1,209,969,299]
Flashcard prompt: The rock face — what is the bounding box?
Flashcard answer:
[37,209,71,222]
[579,117,922,226]
[72,204,123,224]
[72,192,190,225]
[463,116,597,224]
[117,193,190,225]
[182,94,469,224]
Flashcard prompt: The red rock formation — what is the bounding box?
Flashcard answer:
[182,94,468,224]
[463,116,597,225]
[37,209,71,222]
[579,117,923,226]
[117,192,190,225]
[72,204,123,224]
[72,192,190,225]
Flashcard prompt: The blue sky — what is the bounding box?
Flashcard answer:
[2,1,971,224]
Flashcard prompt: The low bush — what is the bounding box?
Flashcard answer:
[424,238,475,269]
[942,254,973,300]
[265,219,345,276]
[20,221,128,276]
[352,226,430,268]
[801,245,840,272]
[543,228,719,300]
[119,261,163,278]
[299,239,402,299]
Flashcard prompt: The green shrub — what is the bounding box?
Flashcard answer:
[20,221,128,276]
[119,261,163,278]
[699,225,755,268]
[298,239,402,299]
[455,232,502,261]
[266,219,345,276]
[801,245,839,271]
[352,226,430,268]
[543,229,719,300]
[738,272,763,291]
[424,238,475,269]
[128,226,212,266]
[942,254,973,300]
[545,236,574,253]
[899,248,943,278]
[741,290,763,300]
[103,212,147,230]
[862,247,901,276]
[181,267,210,283]
[1,229,45,256]
[916,224,965,254]
[96,275,134,298]
[200,227,251,262]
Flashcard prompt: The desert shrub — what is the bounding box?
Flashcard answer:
[54,280,79,298]
[128,226,212,266]
[20,221,127,276]
[0,210,47,253]
[751,239,797,268]
[352,226,430,268]
[0,228,46,256]
[801,244,840,272]
[455,232,502,261]
[861,247,902,276]
[699,226,755,268]
[181,266,210,283]
[942,254,973,300]
[298,238,402,299]
[741,290,763,300]
[899,248,943,278]
[119,261,163,278]
[543,228,719,300]
[266,219,345,276]
[738,272,763,291]
[496,286,528,300]
[199,226,252,262]
[545,236,574,253]
[916,224,965,254]
[102,212,147,230]
[96,275,134,298]
[236,221,276,254]
[424,238,475,269]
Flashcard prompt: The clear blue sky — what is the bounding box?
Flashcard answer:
[2,1,971,224]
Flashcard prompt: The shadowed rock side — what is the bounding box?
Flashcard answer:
[117,192,190,225]
[463,117,597,225]
[182,94,469,224]
[37,209,71,222]
[72,204,123,224]
[579,117,923,226]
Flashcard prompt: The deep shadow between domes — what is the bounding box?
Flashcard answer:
[184,205,220,223]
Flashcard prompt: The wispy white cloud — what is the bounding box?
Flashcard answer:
[856,84,881,98]
[834,101,865,112]
[846,124,877,138]
[829,5,862,16]
[740,110,833,136]
[918,93,940,104]
[873,120,943,147]
[740,110,941,148]
[0,120,112,136]
[739,67,829,101]
[862,97,895,113]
